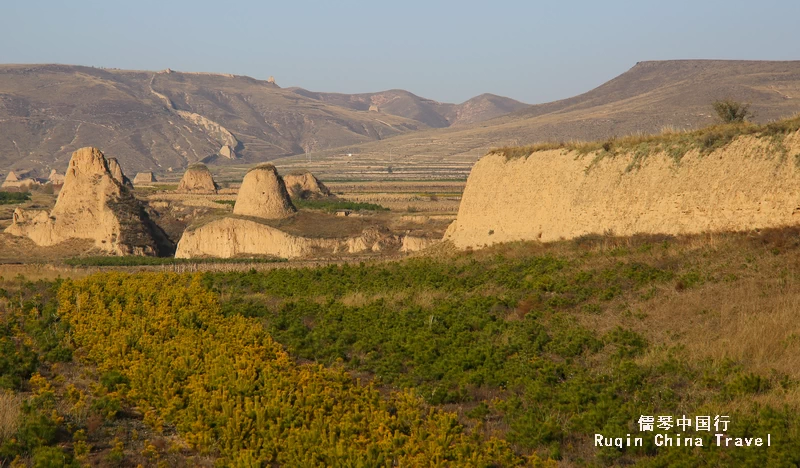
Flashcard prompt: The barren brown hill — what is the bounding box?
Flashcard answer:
[0,64,433,174]
[444,93,531,127]
[288,89,527,128]
[272,60,800,179]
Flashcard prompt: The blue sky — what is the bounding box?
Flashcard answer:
[2,0,799,104]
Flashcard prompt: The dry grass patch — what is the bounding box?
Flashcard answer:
[340,291,375,308]
[340,290,410,308]
[641,281,800,380]
[0,234,99,265]
[0,391,22,442]
[0,263,91,281]
[411,289,448,309]
[491,113,800,164]
[546,227,800,413]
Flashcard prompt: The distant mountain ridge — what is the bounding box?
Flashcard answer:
[5,60,800,177]
[286,88,528,128]
[282,59,800,172]
[0,64,525,174]
[508,59,800,123]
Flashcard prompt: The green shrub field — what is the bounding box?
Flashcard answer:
[3,229,800,465]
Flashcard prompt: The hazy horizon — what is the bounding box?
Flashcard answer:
[2,0,800,104]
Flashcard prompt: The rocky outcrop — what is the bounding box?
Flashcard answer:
[107,158,133,187]
[5,147,160,255]
[10,208,50,226]
[174,163,421,259]
[177,163,217,193]
[2,171,20,188]
[133,172,156,184]
[447,130,800,249]
[233,164,296,220]
[148,73,241,161]
[283,171,332,199]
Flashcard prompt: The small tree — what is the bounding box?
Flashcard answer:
[712,99,753,123]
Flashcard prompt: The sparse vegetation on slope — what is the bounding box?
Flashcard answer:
[63,256,286,267]
[492,113,800,165]
[0,64,437,173]
[0,192,31,205]
[713,99,753,123]
[293,198,389,213]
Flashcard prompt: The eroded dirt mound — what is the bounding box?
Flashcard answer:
[233,164,296,220]
[177,163,217,193]
[175,217,336,259]
[2,171,41,190]
[3,171,18,183]
[175,216,410,259]
[401,234,439,252]
[48,170,65,185]
[283,171,332,199]
[133,172,156,184]
[107,158,133,187]
[5,147,162,256]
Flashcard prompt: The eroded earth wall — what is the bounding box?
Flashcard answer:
[446,131,800,248]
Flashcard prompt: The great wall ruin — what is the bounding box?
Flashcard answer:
[1,146,442,261]
[446,125,800,248]
[5,147,161,255]
[176,163,218,194]
[7,118,800,263]
[233,164,297,219]
[173,164,424,259]
[283,170,332,199]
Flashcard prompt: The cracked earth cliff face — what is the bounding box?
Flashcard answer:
[5,147,158,255]
[446,131,800,249]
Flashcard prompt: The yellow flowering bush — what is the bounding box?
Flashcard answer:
[58,273,530,466]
